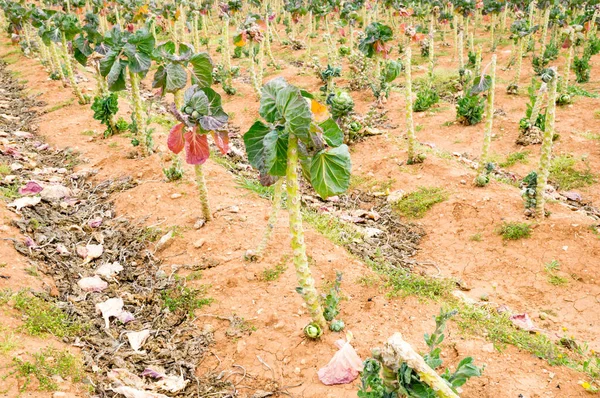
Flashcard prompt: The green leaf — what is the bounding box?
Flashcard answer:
[243,120,272,174]
[153,63,187,93]
[106,58,126,92]
[383,59,401,83]
[127,28,155,55]
[319,118,344,147]
[263,129,288,176]
[124,43,152,74]
[189,52,214,87]
[309,144,351,198]
[259,77,288,123]
[469,75,492,95]
[277,85,311,142]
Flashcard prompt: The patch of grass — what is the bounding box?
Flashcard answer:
[148,113,175,128]
[499,151,529,168]
[595,110,600,120]
[12,291,82,337]
[496,222,532,240]
[0,163,10,175]
[0,183,20,199]
[24,266,39,277]
[548,274,569,286]
[469,233,482,242]
[568,85,599,99]
[545,260,561,272]
[80,129,96,136]
[367,259,453,300]
[348,175,395,193]
[549,155,597,190]
[579,131,600,141]
[235,175,275,200]
[12,347,83,392]
[108,142,119,148]
[302,209,362,246]
[45,98,74,113]
[0,326,18,355]
[393,187,448,218]
[0,288,12,305]
[161,285,213,317]
[261,256,289,281]
[185,270,204,281]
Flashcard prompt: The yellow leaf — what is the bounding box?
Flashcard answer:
[311,99,329,122]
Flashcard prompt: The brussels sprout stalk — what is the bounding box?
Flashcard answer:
[49,41,67,85]
[286,133,327,330]
[61,33,89,105]
[195,164,212,221]
[254,178,283,259]
[405,47,423,165]
[129,71,149,156]
[476,54,497,186]
[535,73,558,218]
[265,13,279,68]
[560,30,574,96]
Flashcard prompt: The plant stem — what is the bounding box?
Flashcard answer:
[194,164,212,221]
[514,38,523,87]
[255,178,283,258]
[560,31,574,95]
[405,47,420,164]
[286,133,327,329]
[61,33,88,104]
[477,54,496,182]
[129,70,149,156]
[265,13,279,68]
[49,41,67,85]
[540,8,550,48]
[428,16,435,87]
[535,75,558,218]
[528,84,546,126]
[222,16,232,72]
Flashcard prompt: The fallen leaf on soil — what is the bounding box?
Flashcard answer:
[154,373,189,393]
[77,243,103,264]
[95,261,123,279]
[127,329,151,352]
[317,334,363,385]
[56,243,71,255]
[40,184,71,200]
[88,217,103,228]
[96,297,124,329]
[155,231,173,251]
[19,181,43,195]
[78,276,108,292]
[111,386,169,398]
[141,368,166,379]
[509,313,536,332]
[8,196,41,210]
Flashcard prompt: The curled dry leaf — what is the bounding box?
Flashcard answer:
[154,373,189,393]
[509,313,537,332]
[19,181,43,195]
[141,368,166,379]
[155,231,173,252]
[95,261,123,279]
[56,243,71,255]
[127,329,151,352]
[317,334,363,385]
[96,297,124,329]
[78,244,104,264]
[88,217,103,228]
[40,184,71,200]
[8,196,41,210]
[78,276,108,292]
[111,386,169,398]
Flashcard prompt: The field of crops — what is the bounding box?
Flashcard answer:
[0,0,599,397]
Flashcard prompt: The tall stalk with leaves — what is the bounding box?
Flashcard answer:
[99,26,155,155]
[475,54,497,187]
[234,14,266,98]
[244,77,352,334]
[507,17,536,94]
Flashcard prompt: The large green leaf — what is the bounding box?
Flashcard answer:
[243,120,272,174]
[276,85,311,142]
[263,129,288,176]
[127,28,155,55]
[99,49,119,77]
[309,144,351,198]
[106,58,126,92]
[190,52,214,87]
[259,77,287,123]
[153,63,187,93]
[319,118,344,147]
[124,43,152,74]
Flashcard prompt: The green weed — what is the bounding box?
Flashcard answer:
[261,257,289,281]
[302,209,361,246]
[12,291,82,337]
[393,187,448,218]
[496,222,532,240]
[12,348,83,392]
[45,99,74,113]
[549,155,596,190]
[500,151,529,168]
[161,285,213,317]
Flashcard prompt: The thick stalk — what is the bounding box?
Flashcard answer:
[475,44,482,76]
[376,333,460,398]
[405,47,420,164]
[540,8,550,48]
[258,40,264,86]
[61,33,88,104]
[477,54,497,180]
[457,30,464,70]
[428,17,435,87]
[49,41,67,85]
[194,164,212,221]
[116,7,122,27]
[255,178,283,258]
[129,71,149,156]
[222,17,232,72]
[286,133,327,329]
[250,44,261,98]
[202,14,209,48]
[306,12,313,61]
[490,14,496,52]
[502,4,509,31]
[265,14,279,68]
[514,38,523,86]
[528,84,546,125]
[561,32,574,94]
[535,76,558,218]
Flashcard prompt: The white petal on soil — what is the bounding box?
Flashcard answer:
[8,196,41,210]
[83,244,103,264]
[154,373,189,393]
[78,276,108,292]
[118,311,135,324]
[40,184,71,200]
[56,243,71,255]
[96,297,124,329]
[155,231,174,252]
[317,337,364,385]
[509,313,537,332]
[141,368,166,379]
[108,368,145,389]
[127,329,151,352]
[95,261,123,279]
[111,386,169,398]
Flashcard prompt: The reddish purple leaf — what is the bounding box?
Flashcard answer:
[19,181,43,195]
[211,130,229,155]
[167,123,185,154]
[184,129,210,165]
